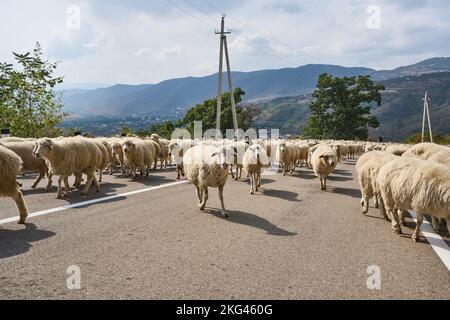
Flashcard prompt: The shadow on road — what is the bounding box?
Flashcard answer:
[0,223,56,259]
[206,209,297,236]
[262,189,301,202]
[333,169,353,177]
[331,187,361,198]
[328,175,353,182]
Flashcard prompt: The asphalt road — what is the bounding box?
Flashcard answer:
[0,159,449,299]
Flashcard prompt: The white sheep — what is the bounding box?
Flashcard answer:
[385,144,410,156]
[150,134,170,169]
[0,145,28,224]
[122,139,155,178]
[275,140,296,175]
[243,144,270,194]
[356,152,396,217]
[183,143,236,218]
[1,141,51,190]
[34,137,103,198]
[168,139,194,179]
[377,157,450,241]
[402,142,446,160]
[311,144,338,190]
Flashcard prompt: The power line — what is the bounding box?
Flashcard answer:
[181,0,218,25]
[201,0,320,63]
[165,0,215,30]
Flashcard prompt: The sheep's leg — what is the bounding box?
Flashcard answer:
[160,157,163,170]
[229,165,235,180]
[374,196,379,209]
[319,177,324,190]
[431,216,440,232]
[98,169,103,183]
[13,190,28,224]
[412,212,424,242]
[323,177,327,190]
[195,186,202,206]
[176,167,181,180]
[362,194,369,214]
[218,185,228,218]
[45,172,53,192]
[390,209,403,234]
[31,168,46,189]
[378,196,389,220]
[446,218,450,236]
[199,187,208,211]
[82,173,94,195]
[57,176,64,199]
[238,166,242,179]
[63,176,70,197]
[249,173,255,194]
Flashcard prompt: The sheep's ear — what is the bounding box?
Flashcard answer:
[211,152,219,157]
[319,155,324,159]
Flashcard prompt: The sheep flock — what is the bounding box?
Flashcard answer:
[1,135,450,243]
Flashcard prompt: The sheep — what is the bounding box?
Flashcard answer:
[109,138,126,173]
[0,145,28,224]
[275,141,296,175]
[227,140,248,180]
[122,139,155,178]
[150,134,170,169]
[357,153,396,217]
[307,144,319,168]
[385,144,409,156]
[243,144,270,194]
[94,138,115,175]
[168,139,194,179]
[402,142,447,160]
[33,137,102,198]
[144,138,161,171]
[183,143,236,218]
[311,144,338,190]
[93,140,109,183]
[0,141,51,190]
[377,157,450,241]
[0,137,35,143]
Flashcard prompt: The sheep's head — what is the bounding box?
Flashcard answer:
[150,134,160,142]
[168,142,179,157]
[319,154,336,167]
[123,141,136,154]
[33,139,54,159]
[212,146,237,169]
[278,142,287,154]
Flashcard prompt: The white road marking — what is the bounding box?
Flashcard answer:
[408,211,450,273]
[0,181,188,226]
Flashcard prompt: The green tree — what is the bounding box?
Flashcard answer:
[303,74,384,140]
[0,42,68,137]
[182,87,258,134]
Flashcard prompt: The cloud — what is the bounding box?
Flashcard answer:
[1,0,449,85]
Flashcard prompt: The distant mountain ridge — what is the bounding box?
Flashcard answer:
[62,64,376,117]
[61,57,450,140]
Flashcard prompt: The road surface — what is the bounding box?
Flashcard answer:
[0,158,449,299]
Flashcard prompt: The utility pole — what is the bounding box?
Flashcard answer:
[215,15,238,135]
[421,91,433,143]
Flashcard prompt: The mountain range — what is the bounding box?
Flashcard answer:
[61,57,450,140]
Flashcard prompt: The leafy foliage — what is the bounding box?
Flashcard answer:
[303,74,384,140]
[137,88,261,138]
[0,43,68,137]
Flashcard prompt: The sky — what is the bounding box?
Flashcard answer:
[1,0,449,87]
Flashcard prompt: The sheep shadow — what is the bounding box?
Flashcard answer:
[0,223,56,259]
[292,170,315,180]
[333,169,353,177]
[327,175,353,182]
[261,189,301,202]
[206,209,297,236]
[330,187,361,198]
